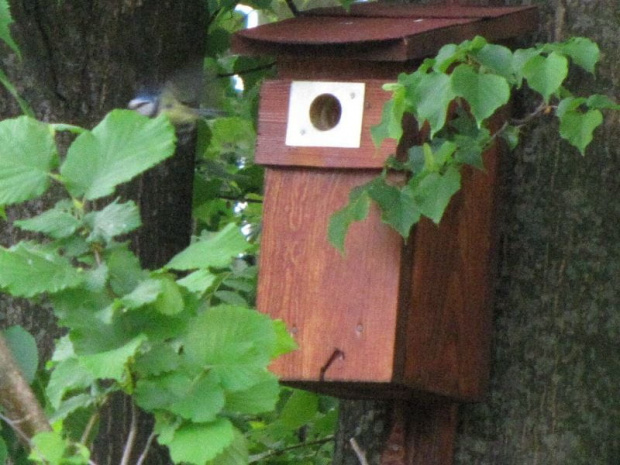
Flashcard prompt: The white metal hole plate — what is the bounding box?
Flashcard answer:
[285,81,366,148]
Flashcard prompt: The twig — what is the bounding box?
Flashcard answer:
[80,407,101,446]
[349,437,369,465]
[135,431,157,465]
[249,436,335,462]
[217,62,276,78]
[119,402,138,465]
[285,0,301,17]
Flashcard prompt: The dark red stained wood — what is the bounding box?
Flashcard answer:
[402,138,501,401]
[256,138,500,401]
[232,4,538,62]
[256,80,397,168]
[258,168,405,384]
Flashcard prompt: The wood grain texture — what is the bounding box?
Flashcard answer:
[256,80,397,168]
[258,168,405,383]
[403,143,499,402]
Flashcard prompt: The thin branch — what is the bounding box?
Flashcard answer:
[217,62,276,78]
[284,0,302,17]
[135,431,157,465]
[349,437,369,465]
[80,407,101,446]
[249,436,335,462]
[119,402,138,465]
[0,333,52,440]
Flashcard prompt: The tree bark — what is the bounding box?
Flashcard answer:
[334,1,620,463]
[1,1,207,463]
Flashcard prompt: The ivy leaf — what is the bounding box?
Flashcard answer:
[556,37,600,74]
[167,223,249,270]
[60,110,176,200]
[367,179,420,238]
[0,242,84,297]
[327,184,371,252]
[371,96,403,147]
[557,99,603,155]
[2,325,38,384]
[522,52,568,102]
[412,166,461,224]
[472,43,514,81]
[0,117,57,205]
[586,94,620,110]
[451,64,510,126]
[161,418,235,465]
[14,200,81,239]
[412,72,454,136]
[84,200,141,243]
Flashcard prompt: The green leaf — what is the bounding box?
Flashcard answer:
[0,242,84,297]
[327,184,370,252]
[47,356,95,409]
[184,306,278,392]
[271,319,298,358]
[224,374,280,415]
[30,432,66,464]
[176,268,217,293]
[472,43,514,81]
[162,419,235,465]
[522,52,568,102]
[412,72,454,136]
[451,64,510,126]
[0,67,33,116]
[167,223,249,270]
[0,0,19,56]
[78,334,146,381]
[557,104,603,155]
[0,437,7,465]
[278,390,319,430]
[14,200,81,239]
[84,200,141,243]
[586,94,620,110]
[370,96,403,147]
[2,325,38,383]
[153,372,226,422]
[500,125,521,151]
[209,429,248,465]
[153,276,185,315]
[558,37,599,73]
[0,116,56,205]
[60,110,176,200]
[367,179,420,238]
[118,279,163,309]
[412,166,461,224]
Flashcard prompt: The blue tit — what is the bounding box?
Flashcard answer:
[128,64,224,125]
[128,87,223,126]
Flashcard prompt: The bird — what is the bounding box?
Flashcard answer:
[128,63,225,126]
[128,86,224,126]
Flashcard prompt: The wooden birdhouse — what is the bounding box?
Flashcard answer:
[232,3,537,401]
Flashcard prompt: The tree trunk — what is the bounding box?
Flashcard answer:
[334,1,620,463]
[1,1,206,463]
